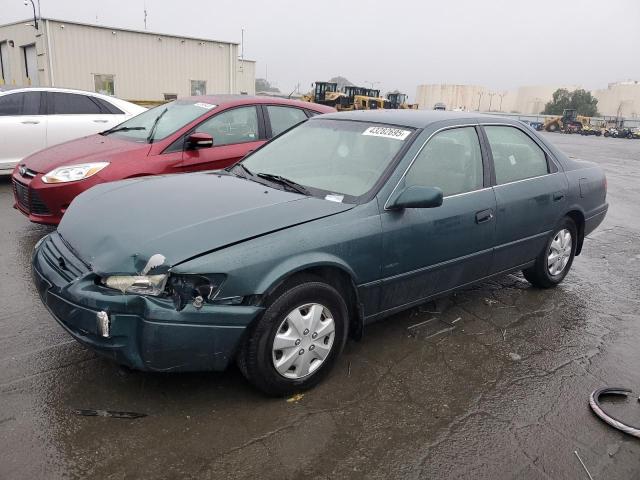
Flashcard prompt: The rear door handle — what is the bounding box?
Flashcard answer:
[475,208,494,224]
[553,192,565,201]
[21,120,40,124]
[93,119,109,123]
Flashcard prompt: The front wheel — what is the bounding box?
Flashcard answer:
[523,217,577,288]
[237,280,348,396]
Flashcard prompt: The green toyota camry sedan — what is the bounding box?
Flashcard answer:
[33,110,608,395]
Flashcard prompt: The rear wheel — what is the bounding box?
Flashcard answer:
[237,280,348,396]
[523,217,577,288]
[547,122,559,132]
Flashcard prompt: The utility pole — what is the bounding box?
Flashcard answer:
[498,92,506,112]
[476,91,484,111]
[143,0,148,30]
[24,0,39,30]
[240,28,244,72]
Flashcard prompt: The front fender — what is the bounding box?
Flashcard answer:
[254,252,358,295]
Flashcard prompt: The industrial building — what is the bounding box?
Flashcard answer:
[0,18,256,102]
[415,81,640,118]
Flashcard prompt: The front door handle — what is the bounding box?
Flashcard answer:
[21,120,40,124]
[475,208,494,224]
[553,192,565,201]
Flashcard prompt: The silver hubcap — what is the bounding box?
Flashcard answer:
[547,228,572,276]
[271,303,335,379]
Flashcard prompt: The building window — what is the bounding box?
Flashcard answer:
[94,74,115,96]
[190,80,206,96]
[163,93,178,101]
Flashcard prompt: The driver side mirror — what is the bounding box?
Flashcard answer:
[186,132,214,149]
[387,186,443,210]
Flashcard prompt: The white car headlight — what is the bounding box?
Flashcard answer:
[103,274,168,296]
[42,162,109,184]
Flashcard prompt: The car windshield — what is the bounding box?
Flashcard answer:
[240,119,414,201]
[102,100,217,142]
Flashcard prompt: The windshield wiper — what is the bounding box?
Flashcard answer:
[227,162,255,178]
[256,173,311,196]
[101,126,146,135]
[146,107,168,144]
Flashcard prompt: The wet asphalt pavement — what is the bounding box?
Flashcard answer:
[1,133,639,479]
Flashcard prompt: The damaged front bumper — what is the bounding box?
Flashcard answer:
[32,233,263,372]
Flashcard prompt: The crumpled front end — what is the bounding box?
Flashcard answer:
[32,232,262,372]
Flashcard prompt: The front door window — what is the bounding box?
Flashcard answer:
[195,106,259,146]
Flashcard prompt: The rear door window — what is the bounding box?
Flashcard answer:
[0,91,41,115]
[48,92,103,115]
[484,126,549,184]
[93,97,124,115]
[266,105,308,137]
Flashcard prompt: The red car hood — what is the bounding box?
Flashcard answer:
[22,134,152,173]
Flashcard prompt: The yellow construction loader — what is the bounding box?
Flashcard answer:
[300,82,347,108]
[386,92,418,109]
[544,109,590,133]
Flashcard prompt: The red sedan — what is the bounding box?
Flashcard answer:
[12,95,334,225]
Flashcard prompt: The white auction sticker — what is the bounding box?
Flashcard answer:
[325,194,344,203]
[194,102,216,109]
[362,126,411,140]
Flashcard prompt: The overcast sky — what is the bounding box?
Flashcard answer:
[2,0,639,98]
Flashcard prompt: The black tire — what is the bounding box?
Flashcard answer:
[237,280,348,396]
[522,217,578,288]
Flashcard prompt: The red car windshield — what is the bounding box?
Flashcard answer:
[102,100,217,142]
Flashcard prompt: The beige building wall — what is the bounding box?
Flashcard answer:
[236,59,256,95]
[511,85,579,114]
[415,84,517,112]
[416,83,583,114]
[593,81,640,118]
[0,21,51,87]
[0,19,256,101]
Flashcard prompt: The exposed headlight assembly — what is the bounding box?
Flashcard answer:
[101,272,226,307]
[42,162,109,183]
[167,274,225,311]
[103,274,168,296]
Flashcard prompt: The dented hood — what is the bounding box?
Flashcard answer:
[57,172,353,274]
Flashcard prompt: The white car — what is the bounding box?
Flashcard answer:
[0,87,146,175]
